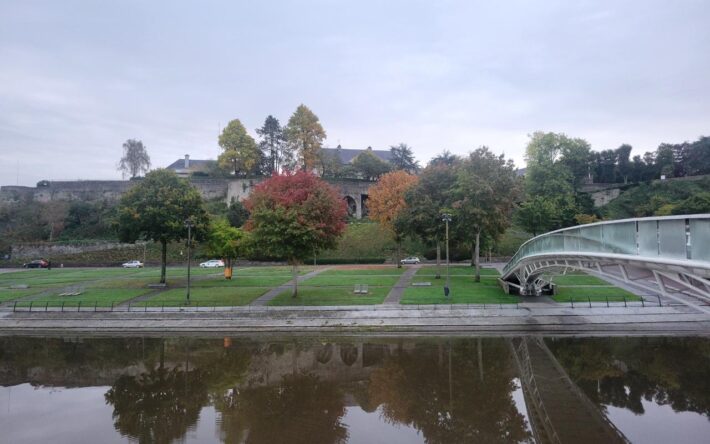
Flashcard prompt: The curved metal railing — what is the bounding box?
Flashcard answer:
[502,214,710,278]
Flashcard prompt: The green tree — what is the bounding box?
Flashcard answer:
[524,132,580,228]
[399,163,459,278]
[389,143,420,173]
[514,196,559,236]
[615,144,633,183]
[117,169,209,284]
[352,148,391,180]
[558,137,592,191]
[226,198,249,227]
[452,147,520,281]
[118,139,151,179]
[218,119,261,176]
[256,115,288,174]
[284,104,326,171]
[244,172,346,296]
[206,218,244,278]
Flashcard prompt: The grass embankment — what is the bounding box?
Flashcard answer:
[550,273,640,302]
[401,266,519,305]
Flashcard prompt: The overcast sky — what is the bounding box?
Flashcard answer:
[1,0,708,186]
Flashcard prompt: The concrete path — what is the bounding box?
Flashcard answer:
[2,304,708,336]
[383,265,420,305]
[251,267,331,306]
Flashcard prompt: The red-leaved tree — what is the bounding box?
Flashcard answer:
[244,171,347,297]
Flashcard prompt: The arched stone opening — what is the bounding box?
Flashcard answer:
[343,196,357,217]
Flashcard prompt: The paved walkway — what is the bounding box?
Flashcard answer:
[383,265,420,305]
[2,305,708,336]
[251,267,331,306]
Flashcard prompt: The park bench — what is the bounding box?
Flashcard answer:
[353,284,369,294]
[411,282,432,287]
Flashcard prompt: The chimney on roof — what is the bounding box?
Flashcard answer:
[184,154,190,169]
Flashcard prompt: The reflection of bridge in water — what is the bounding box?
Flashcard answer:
[510,337,629,444]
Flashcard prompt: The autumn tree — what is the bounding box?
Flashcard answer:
[284,104,326,171]
[117,169,209,284]
[452,147,520,281]
[256,115,288,174]
[218,119,261,176]
[118,139,151,178]
[206,219,244,279]
[389,143,419,173]
[244,171,346,296]
[368,171,419,267]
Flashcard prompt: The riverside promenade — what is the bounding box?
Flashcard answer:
[1,303,708,336]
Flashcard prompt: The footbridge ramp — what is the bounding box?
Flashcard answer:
[500,215,710,308]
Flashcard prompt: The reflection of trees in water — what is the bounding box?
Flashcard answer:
[368,339,532,444]
[215,372,348,444]
[105,365,208,444]
[547,337,710,417]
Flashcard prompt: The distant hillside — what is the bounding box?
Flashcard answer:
[602,176,710,219]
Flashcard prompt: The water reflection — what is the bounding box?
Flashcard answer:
[0,336,708,444]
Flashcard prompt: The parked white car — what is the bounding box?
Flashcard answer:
[200,259,225,268]
[400,256,421,265]
[122,260,144,268]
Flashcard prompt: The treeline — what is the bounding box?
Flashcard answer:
[211,104,419,180]
[514,132,710,236]
[588,135,710,184]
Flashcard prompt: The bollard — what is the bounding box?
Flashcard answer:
[94,301,98,312]
[45,302,49,312]
[606,295,609,307]
[128,302,131,312]
[77,301,81,312]
[111,301,114,312]
[587,295,592,308]
[657,294,662,307]
[61,301,65,312]
[641,297,645,307]
[623,295,627,307]
[161,302,165,312]
[29,301,33,312]
[13,301,17,312]
[570,296,574,308]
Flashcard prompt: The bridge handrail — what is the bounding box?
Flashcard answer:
[502,214,710,277]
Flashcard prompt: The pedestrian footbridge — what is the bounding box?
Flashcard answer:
[501,215,710,306]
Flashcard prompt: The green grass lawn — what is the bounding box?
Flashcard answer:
[193,275,293,288]
[268,286,390,306]
[231,266,314,276]
[0,288,47,303]
[16,288,152,307]
[549,274,610,286]
[553,286,640,302]
[304,275,400,287]
[316,268,406,276]
[143,287,266,307]
[401,285,518,305]
[415,266,500,277]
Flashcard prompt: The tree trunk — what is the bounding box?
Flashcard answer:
[160,239,167,284]
[470,242,475,267]
[435,241,441,279]
[291,261,298,298]
[474,229,481,283]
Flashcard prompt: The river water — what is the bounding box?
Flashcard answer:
[0,336,708,444]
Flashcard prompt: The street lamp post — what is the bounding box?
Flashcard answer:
[185,219,194,304]
[441,213,452,299]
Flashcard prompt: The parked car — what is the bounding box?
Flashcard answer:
[200,259,225,268]
[122,260,144,268]
[23,259,49,268]
[400,256,421,265]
